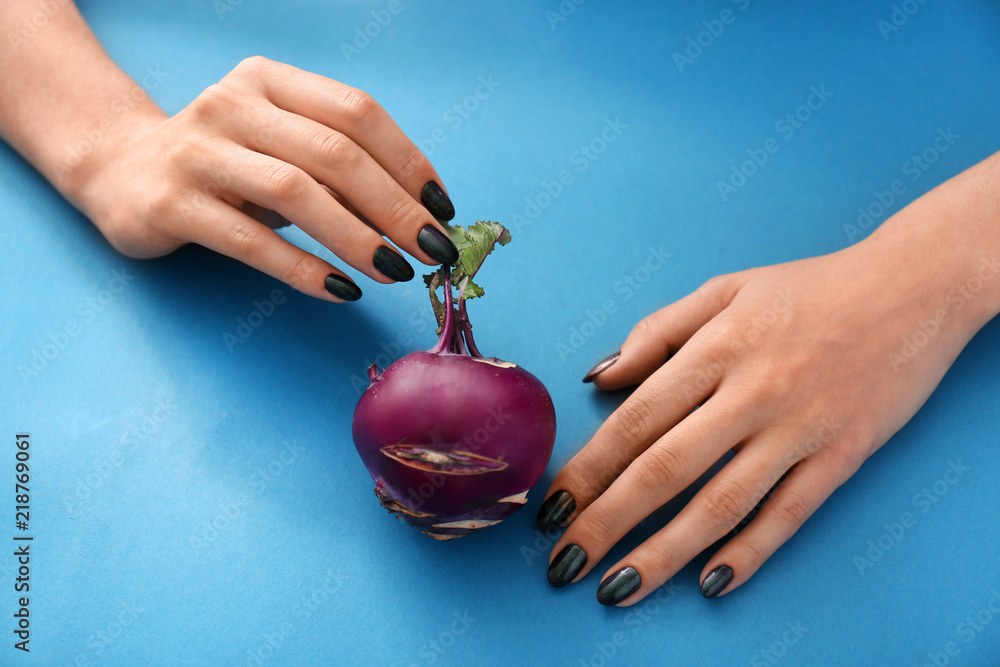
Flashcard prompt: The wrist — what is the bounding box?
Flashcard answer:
[859,152,1000,339]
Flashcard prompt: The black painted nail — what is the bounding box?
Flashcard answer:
[583,351,621,383]
[324,274,362,301]
[701,564,734,599]
[373,246,414,282]
[417,225,459,265]
[421,181,455,221]
[536,490,576,530]
[548,544,587,588]
[597,567,642,606]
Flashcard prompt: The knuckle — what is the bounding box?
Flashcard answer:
[229,221,267,257]
[732,539,765,571]
[397,148,427,180]
[612,395,655,440]
[703,478,754,525]
[383,196,422,230]
[576,513,617,547]
[190,83,240,119]
[259,164,310,201]
[234,55,270,76]
[336,87,379,124]
[313,131,356,167]
[282,253,322,289]
[773,491,811,528]
[634,444,683,492]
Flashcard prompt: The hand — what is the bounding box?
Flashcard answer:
[74,56,458,302]
[536,215,997,604]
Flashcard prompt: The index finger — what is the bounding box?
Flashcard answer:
[241,57,455,221]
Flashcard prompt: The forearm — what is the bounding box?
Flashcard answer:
[861,150,1000,336]
[0,0,165,203]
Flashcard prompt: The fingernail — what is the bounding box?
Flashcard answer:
[417,225,459,265]
[597,566,641,606]
[701,564,734,599]
[583,351,621,383]
[324,274,362,301]
[373,246,414,282]
[548,544,587,588]
[536,490,576,530]
[421,181,455,221]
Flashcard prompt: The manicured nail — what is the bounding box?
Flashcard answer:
[701,564,734,599]
[536,490,576,530]
[417,225,459,265]
[583,351,621,383]
[597,567,641,606]
[373,246,414,282]
[548,544,587,588]
[324,274,362,301]
[421,181,455,221]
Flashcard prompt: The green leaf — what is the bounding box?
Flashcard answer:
[421,220,510,302]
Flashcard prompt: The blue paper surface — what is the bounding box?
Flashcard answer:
[1,1,999,665]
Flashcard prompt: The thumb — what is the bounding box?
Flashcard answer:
[585,273,745,390]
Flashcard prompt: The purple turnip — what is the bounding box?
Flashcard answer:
[353,222,556,540]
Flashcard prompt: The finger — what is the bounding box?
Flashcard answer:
[590,432,792,606]
[210,142,415,284]
[180,195,362,303]
[236,57,455,221]
[543,394,760,589]
[698,442,864,599]
[243,109,446,266]
[538,324,739,532]
[585,273,747,390]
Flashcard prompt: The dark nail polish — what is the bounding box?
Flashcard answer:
[583,351,621,383]
[536,490,576,530]
[373,246,414,282]
[597,567,642,606]
[548,544,587,588]
[701,564,734,599]
[421,181,455,221]
[417,225,459,265]
[324,274,362,301]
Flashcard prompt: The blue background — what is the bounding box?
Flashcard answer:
[1,0,999,665]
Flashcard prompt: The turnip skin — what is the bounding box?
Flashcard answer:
[353,351,556,539]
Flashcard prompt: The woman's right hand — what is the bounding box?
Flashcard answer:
[72,56,458,302]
